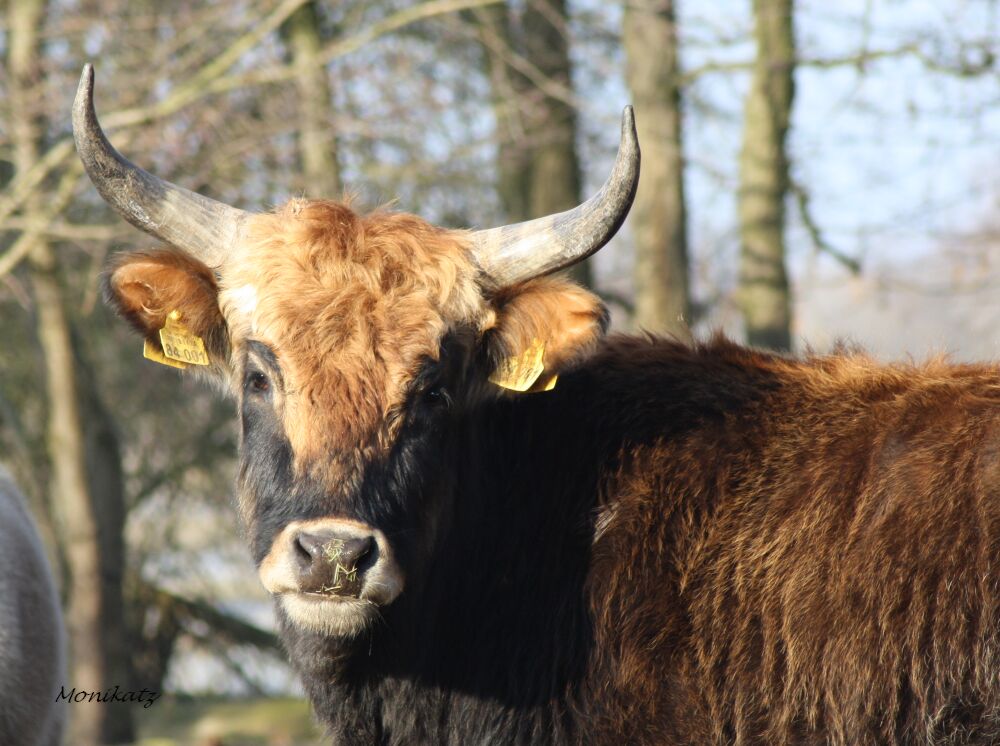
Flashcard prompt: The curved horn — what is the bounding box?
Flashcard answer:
[471,106,640,288]
[72,64,249,267]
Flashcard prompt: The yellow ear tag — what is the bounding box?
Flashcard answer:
[153,310,210,367]
[536,373,558,392]
[489,338,557,393]
[143,338,189,369]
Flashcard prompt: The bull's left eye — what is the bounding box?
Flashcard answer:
[425,385,450,407]
[246,370,270,395]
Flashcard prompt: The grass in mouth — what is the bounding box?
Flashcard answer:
[319,538,359,594]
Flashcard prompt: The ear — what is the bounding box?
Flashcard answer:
[483,276,608,391]
[103,248,229,367]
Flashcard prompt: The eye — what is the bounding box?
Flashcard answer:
[246,370,270,395]
[425,385,450,407]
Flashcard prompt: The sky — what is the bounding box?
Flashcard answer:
[569,0,1000,358]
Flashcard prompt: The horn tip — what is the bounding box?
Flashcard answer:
[77,63,94,94]
[621,105,637,143]
[74,63,95,119]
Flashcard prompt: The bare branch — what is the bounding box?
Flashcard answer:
[99,0,313,131]
[790,178,862,276]
[204,0,504,96]
[0,0,311,255]
[138,580,280,652]
[0,162,83,279]
[682,42,996,84]
[0,0,502,267]
[1,218,131,242]
[0,139,78,246]
[464,7,580,109]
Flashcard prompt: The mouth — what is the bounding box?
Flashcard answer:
[279,591,380,637]
[297,589,367,603]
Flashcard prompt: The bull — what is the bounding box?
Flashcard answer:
[75,63,1000,744]
[0,469,66,746]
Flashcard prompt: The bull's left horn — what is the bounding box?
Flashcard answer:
[73,63,249,268]
[470,106,640,289]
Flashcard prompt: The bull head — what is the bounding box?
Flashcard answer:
[75,64,639,639]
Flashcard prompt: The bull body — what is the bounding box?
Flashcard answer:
[279,336,1000,745]
[72,66,1000,745]
[0,470,66,746]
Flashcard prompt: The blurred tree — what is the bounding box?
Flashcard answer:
[623,0,691,339]
[523,0,590,286]
[283,1,343,199]
[472,2,532,223]
[737,0,795,350]
[75,334,135,741]
[473,0,590,284]
[7,0,134,741]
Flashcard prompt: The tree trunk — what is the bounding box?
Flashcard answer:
[28,253,139,745]
[522,0,590,286]
[285,1,342,198]
[8,0,135,741]
[75,332,135,735]
[622,0,692,339]
[737,0,796,351]
[472,3,532,223]
[474,2,589,284]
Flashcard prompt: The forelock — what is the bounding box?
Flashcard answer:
[219,200,485,479]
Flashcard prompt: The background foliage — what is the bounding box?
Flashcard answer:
[0,0,996,742]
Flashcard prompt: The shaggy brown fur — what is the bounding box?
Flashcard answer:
[582,338,1000,744]
[103,198,1000,744]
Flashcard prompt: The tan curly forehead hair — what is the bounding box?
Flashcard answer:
[220,200,487,473]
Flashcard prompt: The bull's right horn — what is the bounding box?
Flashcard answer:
[73,63,250,268]
[470,106,640,289]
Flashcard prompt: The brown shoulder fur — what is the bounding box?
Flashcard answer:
[584,336,1000,744]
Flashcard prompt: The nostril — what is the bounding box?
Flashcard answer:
[352,535,375,566]
[292,534,314,567]
[292,531,377,595]
[295,531,328,565]
[333,535,374,569]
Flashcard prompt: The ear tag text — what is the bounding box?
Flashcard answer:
[143,339,188,369]
[489,338,558,393]
[152,310,210,367]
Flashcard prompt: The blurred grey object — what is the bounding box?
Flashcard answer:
[0,468,66,746]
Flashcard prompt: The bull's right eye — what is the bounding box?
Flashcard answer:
[246,370,270,395]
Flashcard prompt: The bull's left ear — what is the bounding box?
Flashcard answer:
[103,248,229,369]
[483,276,608,392]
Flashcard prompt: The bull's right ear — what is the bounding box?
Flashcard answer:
[103,248,229,368]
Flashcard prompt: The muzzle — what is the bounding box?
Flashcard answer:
[259,518,403,606]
